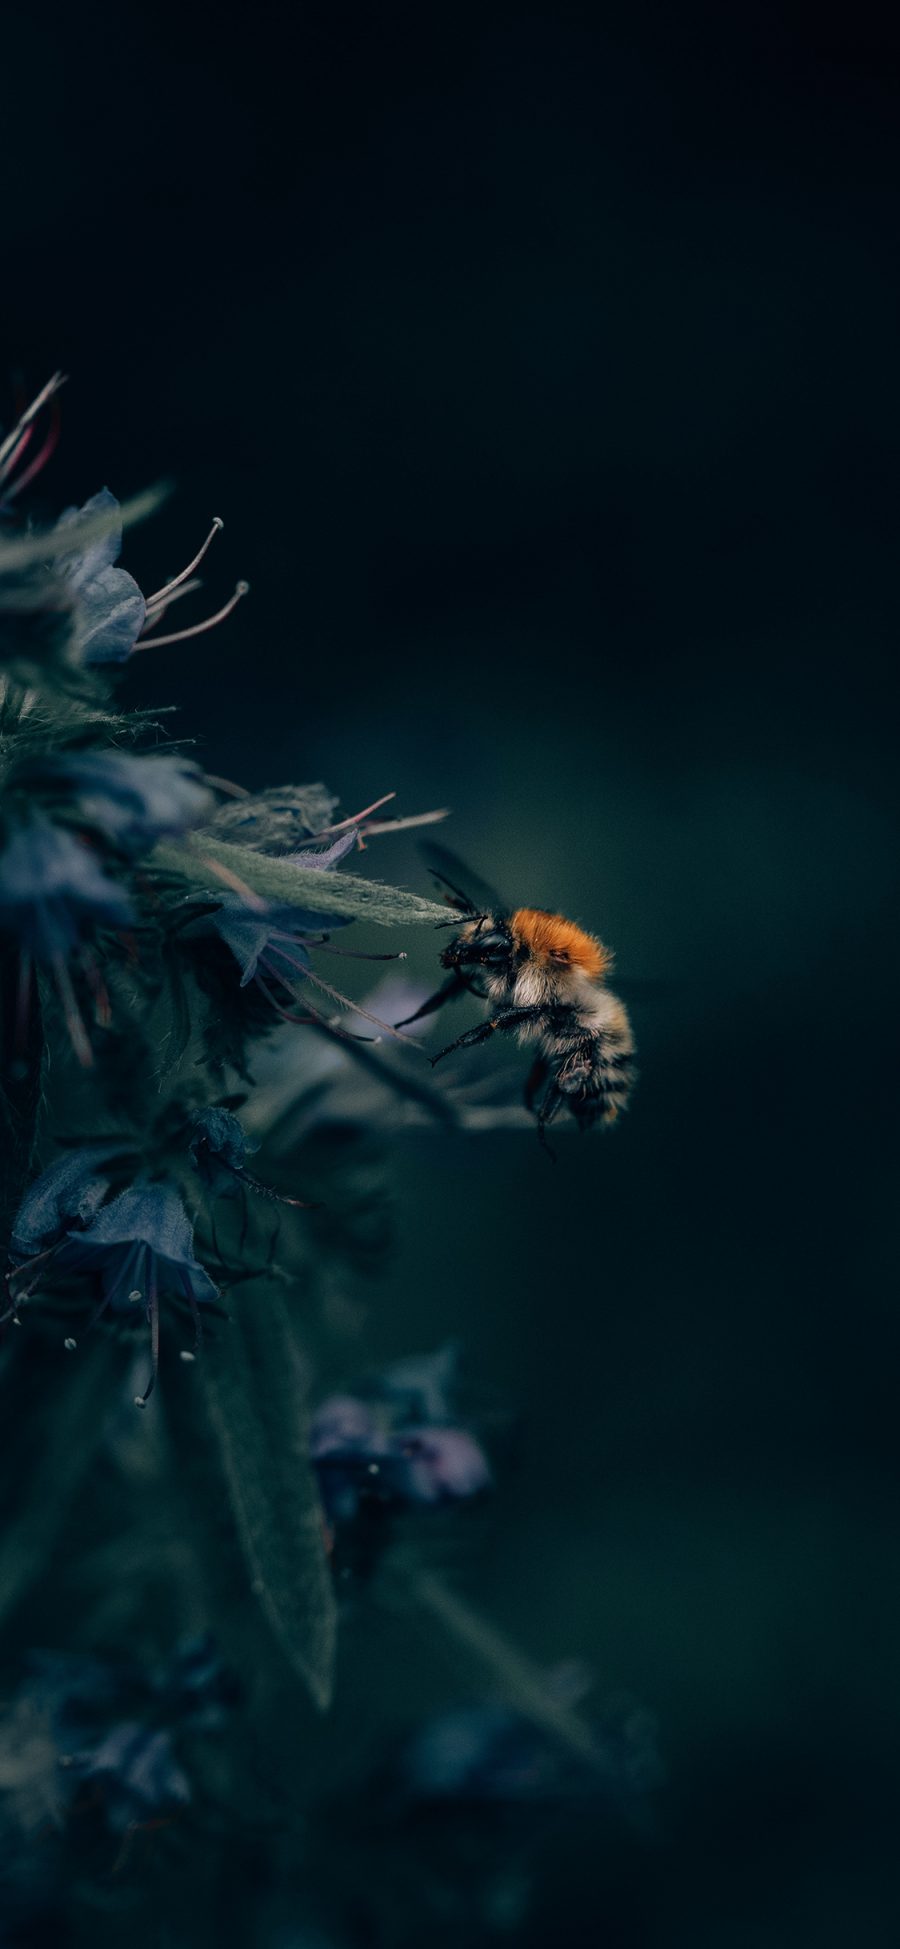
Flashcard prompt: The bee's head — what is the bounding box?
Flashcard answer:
[440,917,512,972]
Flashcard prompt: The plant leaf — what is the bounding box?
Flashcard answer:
[152,836,452,927]
[197,1286,337,1711]
[0,1337,125,1629]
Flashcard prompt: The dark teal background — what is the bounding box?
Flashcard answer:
[4,6,900,1941]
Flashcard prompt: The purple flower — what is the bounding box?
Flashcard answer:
[3,1637,237,1842]
[398,1689,661,1807]
[310,1358,491,1528]
[8,1177,218,1405]
[381,1427,492,1505]
[68,1723,190,1833]
[21,748,213,855]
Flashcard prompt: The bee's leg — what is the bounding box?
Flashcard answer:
[430,1006,545,1067]
[536,1083,564,1161]
[524,1055,550,1114]
[394,970,467,1028]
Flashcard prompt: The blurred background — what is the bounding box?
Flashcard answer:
[4,3,900,1943]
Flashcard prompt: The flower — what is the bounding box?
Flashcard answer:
[20,748,213,855]
[0,816,132,963]
[8,1145,123,1264]
[310,1348,491,1528]
[0,1637,237,1843]
[68,1723,191,1832]
[380,1427,492,1505]
[54,490,247,665]
[54,488,147,664]
[7,1175,218,1405]
[205,781,341,854]
[0,814,133,1063]
[189,1105,259,1197]
[397,1683,660,1808]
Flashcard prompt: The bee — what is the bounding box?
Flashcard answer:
[398,846,637,1149]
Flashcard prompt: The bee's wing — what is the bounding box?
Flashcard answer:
[419,841,507,919]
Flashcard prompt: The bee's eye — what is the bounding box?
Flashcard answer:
[474,932,509,964]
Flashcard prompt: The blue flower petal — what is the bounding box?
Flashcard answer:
[56,1182,219,1308]
[0,817,133,960]
[36,750,211,852]
[54,488,123,586]
[74,564,146,665]
[9,1148,117,1264]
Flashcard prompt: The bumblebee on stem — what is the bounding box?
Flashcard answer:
[398,847,637,1149]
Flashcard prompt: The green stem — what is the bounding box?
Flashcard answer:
[394,1562,603,1770]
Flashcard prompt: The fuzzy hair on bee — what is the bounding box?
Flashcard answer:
[398,848,637,1148]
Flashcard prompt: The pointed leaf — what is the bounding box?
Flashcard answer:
[153,836,452,927]
[198,1287,337,1710]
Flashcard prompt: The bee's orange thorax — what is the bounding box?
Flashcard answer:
[510,909,610,979]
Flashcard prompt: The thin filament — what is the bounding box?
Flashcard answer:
[254,966,378,1043]
[136,1285,160,1406]
[310,792,396,838]
[3,402,62,501]
[136,581,249,650]
[0,372,65,477]
[138,577,202,632]
[144,517,224,609]
[303,968,415,1044]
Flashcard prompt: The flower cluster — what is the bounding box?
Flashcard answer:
[0,1634,236,1843]
[395,1678,662,1809]
[7,1152,219,1403]
[310,1343,492,1533]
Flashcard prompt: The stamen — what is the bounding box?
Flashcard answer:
[0,372,66,479]
[138,577,202,632]
[303,968,416,1044]
[135,1284,160,1407]
[136,580,249,650]
[254,966,378,1043]
[144,517,224,609]
[7,1241,64,1306]
[185,1284,204,1356]
[2,399,62,501]
[201,775,250,799]
[311,792,396,838]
